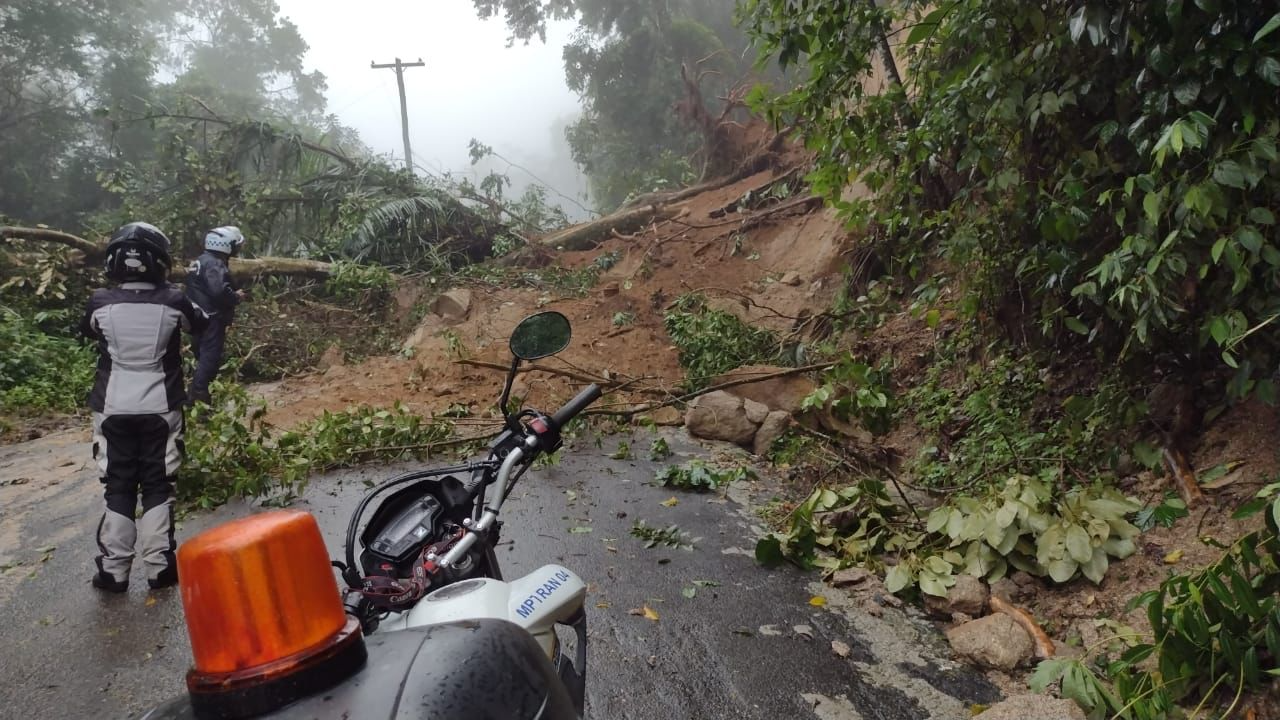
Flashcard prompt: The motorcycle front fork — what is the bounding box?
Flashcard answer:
[553,608,588,718]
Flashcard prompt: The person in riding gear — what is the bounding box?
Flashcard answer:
[81,222,207,592]
[185,225,247,407]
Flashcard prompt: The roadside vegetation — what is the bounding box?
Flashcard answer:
[5,1,1280,716]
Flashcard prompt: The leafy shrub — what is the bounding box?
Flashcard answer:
[802,353,895,435]
[745,0,1280,404]
[663,294,784,389]
[181,380,452,508]
[758,474,1141,596]
[907,346,1140,491]
[324,261,394,303]
[1032,491,1280,719]
[0,309,94,415]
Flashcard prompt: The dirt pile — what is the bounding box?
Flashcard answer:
[257,165,853,429]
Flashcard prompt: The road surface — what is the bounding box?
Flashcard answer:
[0,426,999,719]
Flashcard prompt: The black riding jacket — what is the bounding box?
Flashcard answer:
[184,250,240,318]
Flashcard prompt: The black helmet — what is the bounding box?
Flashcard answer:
[104,222,172,283]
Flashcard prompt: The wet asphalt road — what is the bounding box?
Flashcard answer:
[0,427,1000,720]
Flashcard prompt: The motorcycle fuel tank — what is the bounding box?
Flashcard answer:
[381,563,587,659]
[140,619,580,720]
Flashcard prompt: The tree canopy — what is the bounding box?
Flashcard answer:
[472,0,762,210]
[746,0,1280,404]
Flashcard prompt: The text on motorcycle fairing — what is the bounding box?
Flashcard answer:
[516,570,573,619]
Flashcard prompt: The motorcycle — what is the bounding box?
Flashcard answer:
[142,311,602,720]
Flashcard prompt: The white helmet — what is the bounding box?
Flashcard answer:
[204,225,246,255]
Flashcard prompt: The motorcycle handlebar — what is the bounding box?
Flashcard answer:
[550,384,602,429]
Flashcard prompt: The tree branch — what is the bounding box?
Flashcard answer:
[3,225,344,281]
[123,111,358,170]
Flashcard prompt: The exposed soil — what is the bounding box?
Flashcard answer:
[256,168,852,430]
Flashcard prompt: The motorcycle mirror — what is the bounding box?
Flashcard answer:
[509,311,572,360]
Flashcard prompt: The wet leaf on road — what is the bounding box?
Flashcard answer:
[565,489,577,504]
[1163,549,1184,564]
[681,586,696,599]
[628,606,660,621]
[596,602,611,609]
[145,596,157,607]
[809,595,827,607]
[732,628,754,637]
[831,640,851,658]
[569,526,593,534]
[793,624,814,640]
[660,497,679,507]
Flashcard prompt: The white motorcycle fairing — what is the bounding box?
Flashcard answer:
[379,563,586,659]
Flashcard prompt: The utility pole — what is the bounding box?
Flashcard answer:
[371,57,425,173]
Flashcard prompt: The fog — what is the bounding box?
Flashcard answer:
[277,0,591,214]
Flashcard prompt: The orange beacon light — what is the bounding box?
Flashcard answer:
[177,510,366,719]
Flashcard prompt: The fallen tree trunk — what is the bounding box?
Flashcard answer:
[537,205,677,251]
[618,129,792,211]
[3,224,341,281]
[1,225,104,259]
[227,257,335,282]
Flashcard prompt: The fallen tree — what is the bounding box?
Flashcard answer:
[535,205,679,251]
[2,225,341,281]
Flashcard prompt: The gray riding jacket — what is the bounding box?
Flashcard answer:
[80,282,208,414]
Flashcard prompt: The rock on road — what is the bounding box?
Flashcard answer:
[0,426,1000,719]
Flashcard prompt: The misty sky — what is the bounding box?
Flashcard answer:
[276,0,587,198]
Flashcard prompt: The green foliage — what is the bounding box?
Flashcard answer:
[755,478,905,570]
[648,436,672,461]
[0,309,94,415]
[745,0,1280,403]
[324,261,394,303]
[2,0,335,230]
[1134,493,1190,531]
[630,519,697,550]
[802,354,895,435]
[664,294,785,389]
[655,459,754,492]
[906,344,1141,491]
[181,380,452,508]
[758,475,1141,596]
[1031,494,1280,719]
[766,429,815,466]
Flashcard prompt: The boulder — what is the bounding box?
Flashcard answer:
[684,391,760,446]
[429,288,472,324]
[712,365,816,414]
[975,695,1086,720]
[645,406,683,426]
[924,574,989,617]
[829,567,872,588]
[317,344,345,371]
[989,577,1020,604]
[744,398,770,424]
[753,410,792,456]
[780,271,802,286]
[945,614,1034,671]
